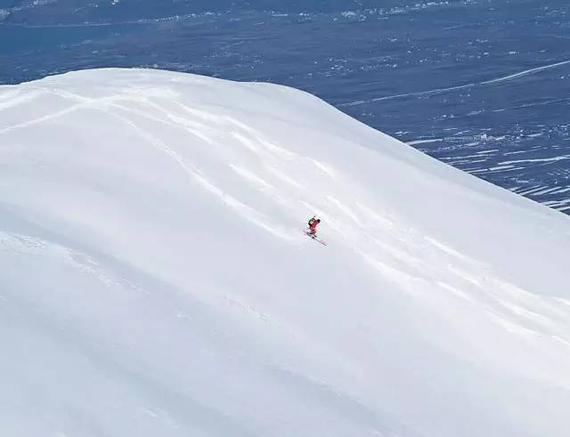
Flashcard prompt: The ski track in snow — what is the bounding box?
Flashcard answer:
[11,86,298,242]
[339,59,570,107]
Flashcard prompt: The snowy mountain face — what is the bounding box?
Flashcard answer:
[1,69,570,437]
[2,1,570,214]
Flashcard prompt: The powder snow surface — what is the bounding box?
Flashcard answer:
[1,69,569,437]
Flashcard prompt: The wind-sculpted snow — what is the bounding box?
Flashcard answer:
[1,69,569,437]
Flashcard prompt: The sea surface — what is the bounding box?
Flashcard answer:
[1,0,569,213]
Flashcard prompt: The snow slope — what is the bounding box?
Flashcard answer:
[1,68,570,437]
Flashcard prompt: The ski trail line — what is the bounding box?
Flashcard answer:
[339,59,570,107]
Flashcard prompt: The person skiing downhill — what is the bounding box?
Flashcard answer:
[307,216,321,237]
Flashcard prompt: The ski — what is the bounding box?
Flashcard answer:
[304,230,327,246]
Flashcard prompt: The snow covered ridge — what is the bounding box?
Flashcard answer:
[1,68,569,437]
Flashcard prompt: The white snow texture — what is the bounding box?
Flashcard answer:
[1,68,569,437]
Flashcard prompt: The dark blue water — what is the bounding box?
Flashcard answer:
[2,0,569,213]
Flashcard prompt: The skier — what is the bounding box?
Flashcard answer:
[307,216,321,237]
